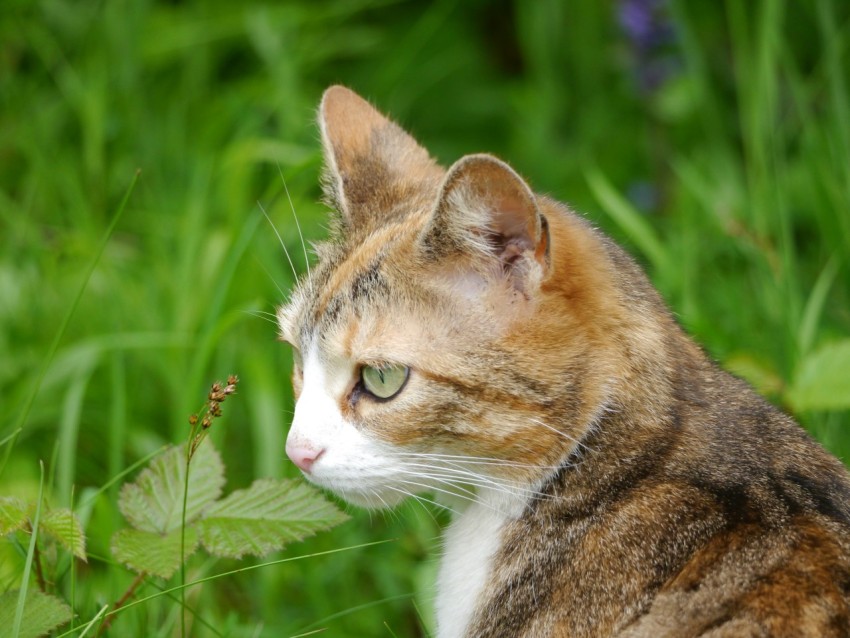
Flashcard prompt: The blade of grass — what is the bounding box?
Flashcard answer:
[12,461,45,638]
[57,369,95,506]
[799,256,840,356]
[0,428,22,448]
[292,593,413,635]
[817,0,850,246]
[412,599,433,638]
[0,169,140,479]
[180,209,263,426]
[96,540,393,622]
[76,604,109,638]
[585,168,673,276]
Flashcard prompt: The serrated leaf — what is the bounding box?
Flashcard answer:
[118,439,225,534]
[111,527,199,579]
[0,497,28,536]
[40,508,86,561]
[787,339,850,411]
[196,479,348,559]
[0,589,72,638]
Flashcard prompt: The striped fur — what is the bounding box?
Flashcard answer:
[279,86,850,637]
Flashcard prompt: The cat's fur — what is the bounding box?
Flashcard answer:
[280,86,850,637]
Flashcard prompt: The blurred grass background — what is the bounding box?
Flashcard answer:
[2,0,849,635]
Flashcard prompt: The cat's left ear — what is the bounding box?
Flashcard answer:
[421,154,551,295]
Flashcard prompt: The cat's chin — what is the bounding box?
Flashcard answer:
[334,487,408,510]
[302,473,410,510]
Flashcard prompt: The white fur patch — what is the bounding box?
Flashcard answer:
[436,488,528,638]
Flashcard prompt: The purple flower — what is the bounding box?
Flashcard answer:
[618,0,679,93]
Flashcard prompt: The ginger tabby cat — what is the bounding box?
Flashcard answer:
[280,86,850,637]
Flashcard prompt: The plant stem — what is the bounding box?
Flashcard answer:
[97,572,146,636]
[181,441,193,638]
[32,540,47,593]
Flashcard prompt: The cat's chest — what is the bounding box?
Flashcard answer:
[436,494,524,638]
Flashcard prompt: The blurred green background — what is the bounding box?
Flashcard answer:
[2,0,850,635]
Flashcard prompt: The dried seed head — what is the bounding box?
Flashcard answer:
[227,374,239,386]
[189,414,199,426]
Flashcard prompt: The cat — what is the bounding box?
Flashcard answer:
[279,85,850,637]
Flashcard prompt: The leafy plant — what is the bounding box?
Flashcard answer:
[110,440,347,578]
[0,590,72,638]
[0,497,81,637]
[2,377,348,637]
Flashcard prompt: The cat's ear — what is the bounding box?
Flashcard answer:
[318,86,442,229]
[421,154,551,295]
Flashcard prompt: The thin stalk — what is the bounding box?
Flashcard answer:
[0,170,140,480]
[181,442,193,638]
[54,541,394,638]
[100,541,392,620]
[96,572,146,636]
[76,604,109,638]
[32,540,47,593]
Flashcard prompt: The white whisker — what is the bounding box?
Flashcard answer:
[277,163,312,286]
[399,461,551,501]
[258,199,298,282]
[529,417,595,454]
[386,486,457,516]
[393,469,478,499]
[393,451,562,471]
[244,309,279,325]
[253,255,287,298]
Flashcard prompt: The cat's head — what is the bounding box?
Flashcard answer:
[278,86,632,508]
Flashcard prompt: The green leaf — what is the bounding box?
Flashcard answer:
[40,508,87,561]
[196,479,348,559]
[787,339,850,411]
[118,439,225,534]
[0,589,72,638]
[111,527,199,579]
[0,497,28,536]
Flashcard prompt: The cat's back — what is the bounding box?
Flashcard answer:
[469,340,850,637]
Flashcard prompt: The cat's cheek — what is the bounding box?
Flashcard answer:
[286,395,405,507]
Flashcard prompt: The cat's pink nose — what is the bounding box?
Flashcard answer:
[286,442,325,473]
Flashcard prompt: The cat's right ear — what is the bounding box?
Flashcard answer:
[318,86,442,230]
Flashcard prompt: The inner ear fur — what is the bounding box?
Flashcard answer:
[423,154,551,291]
[318,86,442,229]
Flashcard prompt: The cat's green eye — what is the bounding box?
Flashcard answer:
[361,364,409,400]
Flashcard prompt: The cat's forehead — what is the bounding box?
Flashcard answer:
[277,217,439,355]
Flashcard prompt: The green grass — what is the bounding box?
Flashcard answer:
[2,0,849,635]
